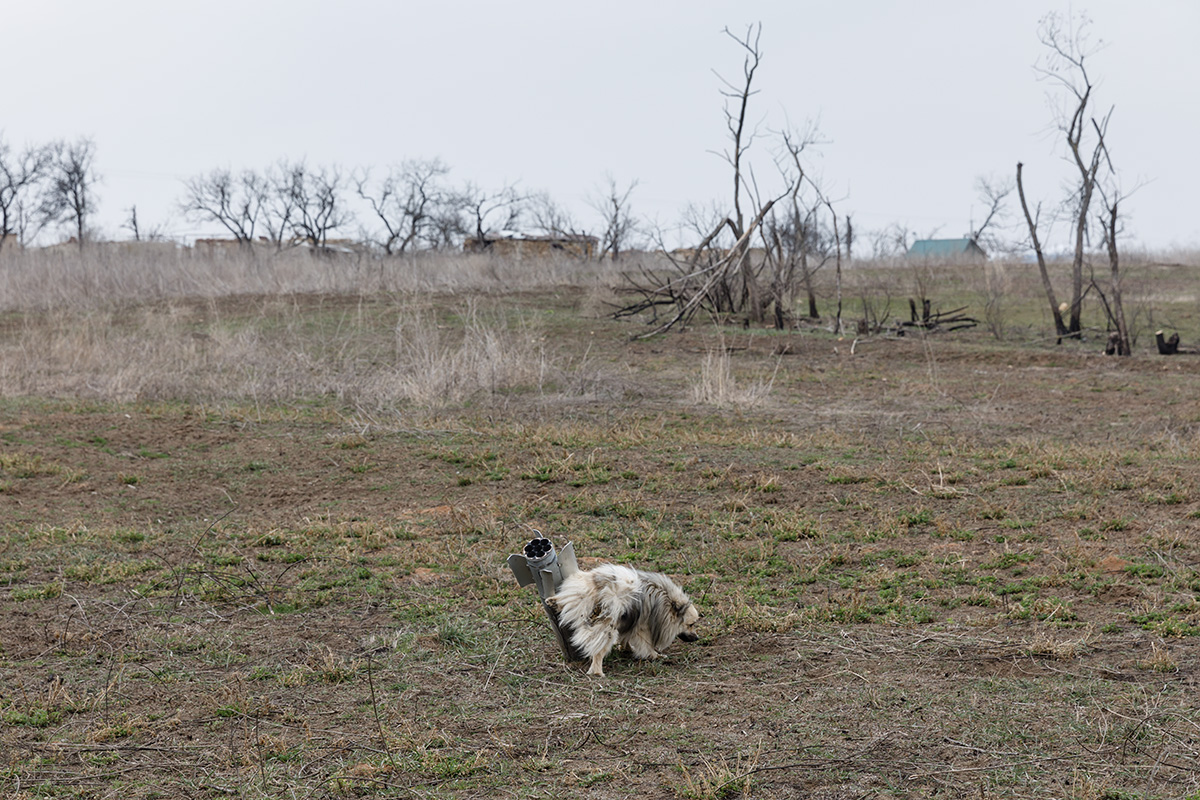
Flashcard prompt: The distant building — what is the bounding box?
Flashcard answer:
[193,237,248,250]
[464,233,598,259]
[907,237,987,261]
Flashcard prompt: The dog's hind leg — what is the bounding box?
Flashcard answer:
[575,625,618,676]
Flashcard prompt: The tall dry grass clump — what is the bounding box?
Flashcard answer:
[0,296,574,413]
[0,243,621,311]
[690,346,776,409]
[371,302,552,408]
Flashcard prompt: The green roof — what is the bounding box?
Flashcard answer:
[907,238,987,258]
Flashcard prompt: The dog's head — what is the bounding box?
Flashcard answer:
[675,601,700,642]
[654,577,701,648]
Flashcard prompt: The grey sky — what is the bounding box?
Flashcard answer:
[6,1,1198,251]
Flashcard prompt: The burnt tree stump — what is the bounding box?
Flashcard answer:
[1156,330,1180,355]
[909,298,933,324]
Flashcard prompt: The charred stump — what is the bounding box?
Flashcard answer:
[1156,330,1180,355]
[1105,332,1121,355]
[908,298,933,325]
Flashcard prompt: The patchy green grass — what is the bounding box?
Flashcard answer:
[2,280,1200,799]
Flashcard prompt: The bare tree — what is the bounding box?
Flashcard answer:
[272,160,351,250]
[123,205,141,241]
[589,175,639,260]
[762,124,830,324]
[528,190,602,258]
[613,22,810,335]
[636,22,782,323]
[971,175,1014,250]
[716,24,761,243]
[179,168,269,244]
[1035,11,1111,337]
[45,137,100,250]
[677,201,730,252]
[776,125,845,333]
[0,136,53,251]
[462,182,525,246]
[528,191,579,239]
[122,204,167,242]
[1092,134,1139,357]
[355,159,450,254]
[970,175,1015,340]
[258,162,298,248]
[869,223,914,259]
[714,23,768,321]
[1018,11,1126,346]
[1096,188,1130,355]
[426,192,471,250]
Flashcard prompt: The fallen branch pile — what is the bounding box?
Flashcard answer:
[900,298,979,333]
[612,199,778,340]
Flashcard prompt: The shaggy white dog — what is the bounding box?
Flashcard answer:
[546,564,700,676]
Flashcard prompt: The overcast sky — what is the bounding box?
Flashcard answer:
[5,1,1198,252]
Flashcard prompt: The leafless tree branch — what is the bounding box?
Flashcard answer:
[0,136,54,251]
[355,159,451,254]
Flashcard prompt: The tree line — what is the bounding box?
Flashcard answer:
[0,136,648,259]
[0,137,99,253]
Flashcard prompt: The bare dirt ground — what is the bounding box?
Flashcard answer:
[2,287,1199,798]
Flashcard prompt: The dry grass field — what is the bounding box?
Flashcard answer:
[1,246,1199,799]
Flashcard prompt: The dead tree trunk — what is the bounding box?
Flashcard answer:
[1093,126,1131,357]
[802,249,819,319]
[717,24,767,323]
[1016,162,1069,342]
[826,199,843,334]
[909,299,933,325]
[1099,198,1130,355]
